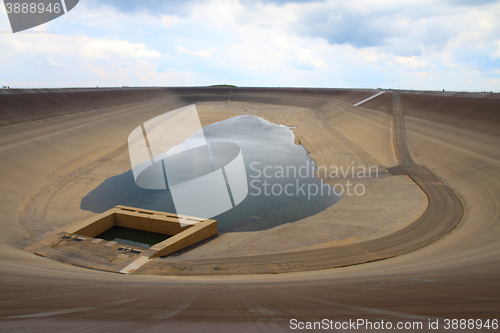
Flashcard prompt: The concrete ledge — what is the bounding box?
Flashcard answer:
[66,205,218,257]
[150,218,219,258]
[25,206,218,273]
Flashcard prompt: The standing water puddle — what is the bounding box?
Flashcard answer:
[81,115,342,233]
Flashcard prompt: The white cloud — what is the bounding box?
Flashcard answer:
[191,0,243,29]
[494,41,500,58]
[0,33,167,87]
[356,51,379,64]
[1,0,499,90]
[175,46,188,53]
[47,58,64,67]
[394,56,429,69]
[297,48,326,69]
[83,39,162,59]
[160,15,182,27]
[1,33,162,60]
[175,46,214,57]
[191,49,215,57]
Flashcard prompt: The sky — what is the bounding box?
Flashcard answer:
[0,0,499,91]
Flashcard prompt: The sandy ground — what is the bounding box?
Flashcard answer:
[169,101,426,258]
[4,99,428,258]
[136,92,463,275]
[0,88,499,331]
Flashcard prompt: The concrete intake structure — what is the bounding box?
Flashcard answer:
[25,206,218,273]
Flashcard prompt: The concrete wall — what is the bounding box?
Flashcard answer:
[0,88,175,127]
[61,205,218,259]
[150,214,192,236]
[150,219,218,258]
[64,211,118,238]
[115,211,150,232]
